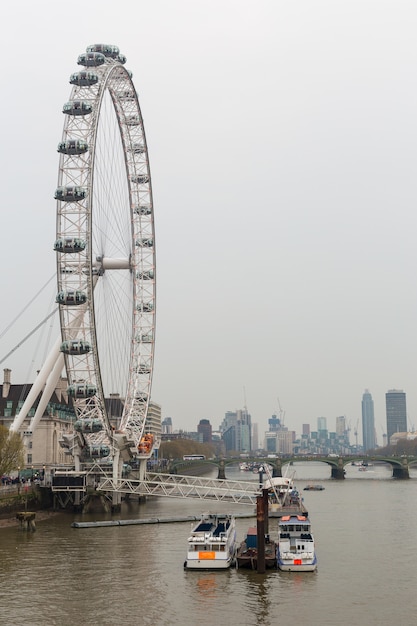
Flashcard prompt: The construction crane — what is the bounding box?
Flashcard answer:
[277,397,286,427]
[344,418,351,447]
[353,419,359,449]
[380,424,386,447]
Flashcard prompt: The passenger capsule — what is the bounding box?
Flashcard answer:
[136,238,153,248]
[133,204,152,215]
[89,445,111,459]
[130,144,145,154]
[67,383,97,398]
[60,340,91,355]
[81,444,111,460]
[137,334,153,343]
[138,433,154,454]
[56,290,87,306]
[135,364,151,374]
[57,139,89,155]
[126,115,140,126]
[77,52,106,67]
[74,418,103,433]
[136,302,154,312]
[63,101,92,116]
[117,54,127,64]
[69,71,99,87]
[119,90,135,100]
[122,463,131,477]
[131,174,149,184]
[86,43,120,58]
[54,238,86,253]
[54,186,87,201]
[136,270,154,280]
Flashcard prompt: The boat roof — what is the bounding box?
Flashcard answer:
[279,515,310,524]
[264,476,293,489]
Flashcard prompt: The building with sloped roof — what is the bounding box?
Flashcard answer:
[0,368,76,470]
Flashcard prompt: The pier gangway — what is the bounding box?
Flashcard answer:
[97,473,261,505]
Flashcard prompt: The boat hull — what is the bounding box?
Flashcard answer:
[185,556,235,570]
[278,559,317,572]
[237,554,276,570]
[277,555,317,572]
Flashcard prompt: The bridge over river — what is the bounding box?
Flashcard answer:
[171,455,417,480]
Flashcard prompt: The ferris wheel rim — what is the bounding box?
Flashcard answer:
[55,44,156,461]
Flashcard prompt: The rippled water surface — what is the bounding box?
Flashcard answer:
[1,462,417,626]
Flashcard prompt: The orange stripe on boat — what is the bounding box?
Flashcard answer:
[199,552,216,560]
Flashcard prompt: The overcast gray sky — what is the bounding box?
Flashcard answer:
[1,0,417,443]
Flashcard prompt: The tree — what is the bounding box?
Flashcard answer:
[0,425,24,476]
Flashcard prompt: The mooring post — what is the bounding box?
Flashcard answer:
[256,495,266,573]
[262,488,269,538]
[16,512,36,532]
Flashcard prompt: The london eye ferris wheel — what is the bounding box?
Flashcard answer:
[54,44,156,468]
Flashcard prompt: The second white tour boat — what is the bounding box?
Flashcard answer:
[277,514,318,572]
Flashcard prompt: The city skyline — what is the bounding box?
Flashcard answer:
[168,384,411,447]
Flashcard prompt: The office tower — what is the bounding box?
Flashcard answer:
[252,423,258,451]
[385,389,407,443]
[161,417,173,434]
[221,409,252,453]
[197,419,212,443]
[335,416,346,436]
[268,414,281,431]
[361,389,376,451]
[302,424,310,436]
[317,417,327,433]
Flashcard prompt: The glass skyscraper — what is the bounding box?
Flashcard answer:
[385,389,407,443]
[361,389,375,451]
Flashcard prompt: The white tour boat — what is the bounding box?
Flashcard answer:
[184,513,237,570]
[277,514,317,572]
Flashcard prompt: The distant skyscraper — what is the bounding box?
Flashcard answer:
[335,416,346,437]
[361,390,375,451]
[386,389,407,443]
[268,414,281,432]
[252,423,258,451]
[221,409,252,453]
[317,417,327,433]
[162,417,173,434]
[197,419,212,443]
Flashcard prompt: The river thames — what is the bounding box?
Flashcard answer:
[1,462,416,626]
